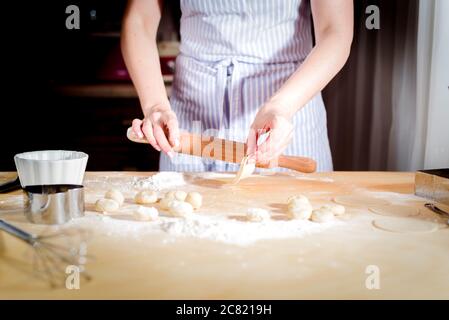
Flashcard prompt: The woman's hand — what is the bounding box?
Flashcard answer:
[132,103,180,158]
[247,102,294,167]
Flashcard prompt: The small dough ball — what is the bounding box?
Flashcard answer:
[311,208,334,223]
[95,198,120,213]
[322,204,346,216]
[159,197,175,210]
[165,190,187,201]
[246,208,271,222]
[185,192,202,209]
[287,195,310,210]
[105,189,124,206]
[174,190,187,201]
[168,200,193,217]
[164,191,176,199]
[133,206,159,221]
[287,194,310,204]
[287,203,313,220]
[134,190,158,204]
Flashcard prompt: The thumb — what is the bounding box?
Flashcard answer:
[246,127,258,157]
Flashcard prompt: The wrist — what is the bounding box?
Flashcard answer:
[264,98,296,120]
[142,101,171,116]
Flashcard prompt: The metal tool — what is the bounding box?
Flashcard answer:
[25,185,85,224]
[0,150,88,225]
[0,184,85,225]
[126,127,317,173]
[415,169,449,205]
[425,203,449,224]
[0,219,91,287]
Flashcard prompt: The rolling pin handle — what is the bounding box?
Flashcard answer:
[277,155,317,173]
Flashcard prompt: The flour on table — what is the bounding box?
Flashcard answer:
[372,217,440,234]
[289,173,334,183]
[369,204,420,217]
[194,172,244,179]
[334,195,390,207]
[68,212,340,246]
[361,191,427,205]
[133,172,186,191]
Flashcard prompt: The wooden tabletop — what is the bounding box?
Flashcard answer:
[0,171,448,299]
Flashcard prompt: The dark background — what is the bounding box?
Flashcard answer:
[0,0,413,172]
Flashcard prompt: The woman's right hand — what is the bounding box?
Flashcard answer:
[131,104,180,158]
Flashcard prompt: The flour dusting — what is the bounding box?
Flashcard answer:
[69,213,339,246]
[133,172,186,191]
[357,190,427,204]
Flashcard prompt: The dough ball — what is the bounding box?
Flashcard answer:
[287,195,310,211]
[133,206,159,221]
[287,202,313,220]
[95,198,120,213]
[287,194,310,204]
[159,196,175,210]
[134,190,158,204]
[311,208,334,223]
[321,204,346,216]
[185,191,202,209]
[246,208,271,222]
[168,200,193,217]
[165,190,187,201]
[174,191,187,201]
[165,191,176,199]
[105,189,124,206]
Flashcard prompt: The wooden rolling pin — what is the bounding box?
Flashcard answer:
[126,128,316,173]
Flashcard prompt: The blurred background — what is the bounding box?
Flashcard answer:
[1,0,447,171]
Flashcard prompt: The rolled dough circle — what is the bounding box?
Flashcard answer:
[369,204,420,218]
[372,217,439,234]
[334,195,389,207]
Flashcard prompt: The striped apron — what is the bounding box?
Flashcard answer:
[159,0,333,172]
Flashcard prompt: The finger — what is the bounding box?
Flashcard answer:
[153,124,174,157]
[265,137,292,168]
[141,119,161,152]
[246,127,258,158]
[165,116,180,149]
[256,129,292,163]
[256,129,287,159]
[257,137,291,167]
[132,119,144,139]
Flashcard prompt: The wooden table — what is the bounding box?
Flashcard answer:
[0,171,448,299]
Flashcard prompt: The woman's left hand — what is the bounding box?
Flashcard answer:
[247,102,294,167]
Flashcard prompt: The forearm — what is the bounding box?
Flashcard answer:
[121,2,168,115]
[269,32,352,117]
[268,0,353,118]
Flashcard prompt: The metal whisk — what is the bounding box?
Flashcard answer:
[0,219,92,288]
